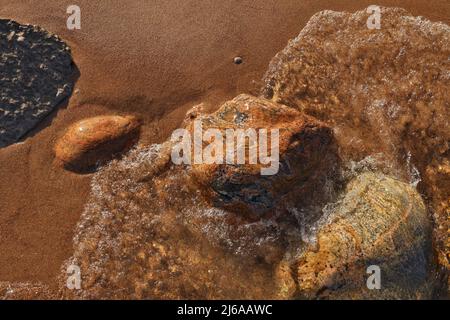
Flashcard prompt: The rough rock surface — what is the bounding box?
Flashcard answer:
[56,6,445,297]
[295,172,433,299]
[185,94,341,218]
[59,145,296,299]
[262,7,449,288]
[54,115,141,172]
[1,7,445,300]
[0,19,75,147]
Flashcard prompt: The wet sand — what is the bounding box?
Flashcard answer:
[0,0,448,288]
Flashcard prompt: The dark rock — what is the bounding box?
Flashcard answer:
[0,19,75,147]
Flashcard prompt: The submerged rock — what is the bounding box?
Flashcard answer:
[0,19,75,148]
[60,145,287,299]
[262,6,450,179]
[295,172,433,299]
[263,7,449,162]
[54,115,141,172]
[184,94,341,218]
[262,6,449,291]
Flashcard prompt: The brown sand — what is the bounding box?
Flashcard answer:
[0,0,448,288]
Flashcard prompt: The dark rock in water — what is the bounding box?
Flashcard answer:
[295,172,433,299]
[54,115,141,172]
[184,94,341,219]
[0,19,75,147]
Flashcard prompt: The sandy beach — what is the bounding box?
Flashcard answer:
[0,0,448,293]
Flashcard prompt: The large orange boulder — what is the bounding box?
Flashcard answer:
[180,94,341,219]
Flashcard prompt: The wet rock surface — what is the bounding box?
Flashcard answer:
[52,7,447,299]
[295,172,433,299]
[185,94,341,218]
[0,19,75,147]
[52,95,339,298]
[54,115,141,173]
[60,145,293,299]
[263,7,449,288]
[1,7,447,300]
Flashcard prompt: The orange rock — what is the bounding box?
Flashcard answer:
[54,115,140,172]
[183,94,341,219]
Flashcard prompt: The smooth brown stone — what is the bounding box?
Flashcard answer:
[296,172,433,299]
[54,115,141,172]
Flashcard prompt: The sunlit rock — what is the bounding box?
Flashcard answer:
[182,94,341,219]
[54,115,141,172]
[295,172,433,299]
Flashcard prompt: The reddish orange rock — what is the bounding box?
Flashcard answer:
[54,115,141,172]
[184,94,341,218]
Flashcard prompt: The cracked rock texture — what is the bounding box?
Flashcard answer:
[0,19,75,147]
[185,94,341,219]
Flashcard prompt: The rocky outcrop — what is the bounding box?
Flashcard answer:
[184,94,341,219]
[1,7,445,300]
[0,19,75,148]
[262,6,449,291]
[59,144,289,299]
[54,115,141,172]
[295,172,433,299]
